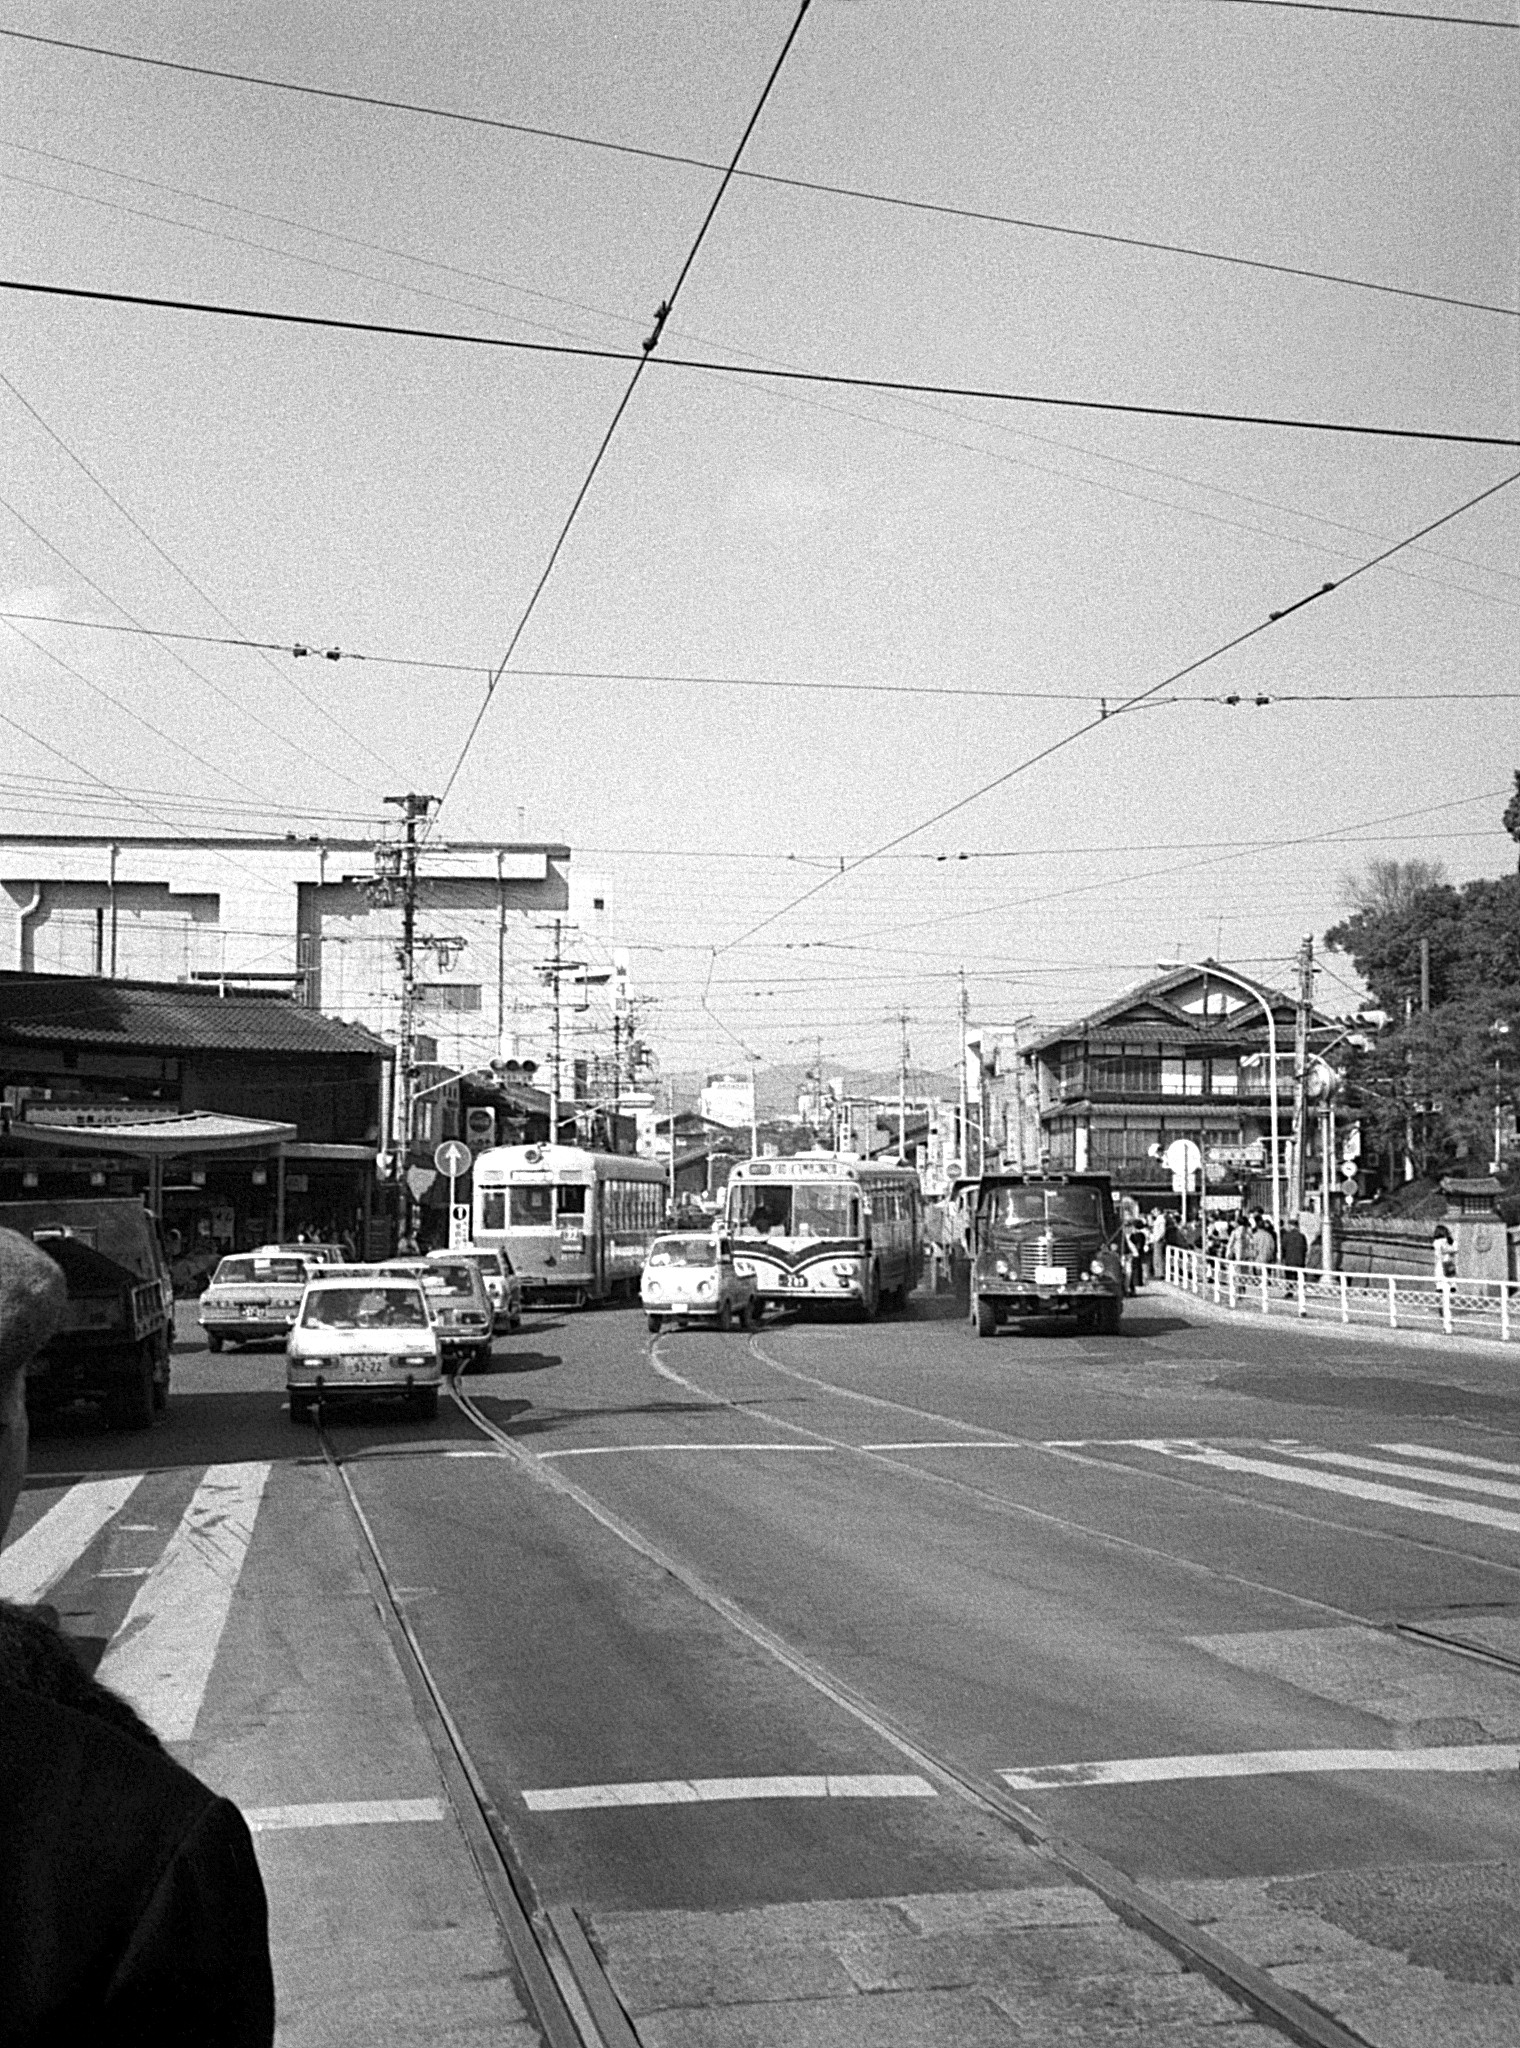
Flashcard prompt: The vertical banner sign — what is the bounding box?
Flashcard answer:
[434,1139,473,1248]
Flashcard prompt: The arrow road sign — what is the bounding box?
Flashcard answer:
[434,1139,473,1179]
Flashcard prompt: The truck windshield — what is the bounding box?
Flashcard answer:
[984,1187,1105,1231]
[302,1287,428,1329]
[731,1184,854,1238]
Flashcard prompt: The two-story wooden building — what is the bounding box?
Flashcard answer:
[1024,964,1301,1213]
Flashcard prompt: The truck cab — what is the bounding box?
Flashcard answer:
[969,1172,1126,1337]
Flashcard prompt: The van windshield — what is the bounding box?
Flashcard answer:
[648,1238,716,1267]
[983,1186,1105,1231]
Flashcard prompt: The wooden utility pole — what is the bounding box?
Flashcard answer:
[958,971,971,1177]
[381,792,437,1246]
[898,1011,910,1162]
[1290,934,1313,1215]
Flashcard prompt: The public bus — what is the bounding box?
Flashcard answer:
[722,1152,922,1317]
[470,1143,668,1307]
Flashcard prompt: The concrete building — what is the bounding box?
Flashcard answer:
[0,832,622,1103]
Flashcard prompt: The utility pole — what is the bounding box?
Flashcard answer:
[1011,1016,1026,1172]
[898,1011,910,1162]
[667,1075,677,1219]
[380,792,438,1248]
[958,971,971,1178]
[749,1059,759,1161]
[1290,934,1313,1217]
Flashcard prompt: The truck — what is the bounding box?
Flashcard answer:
[968,1172,1127,1337]
[0,1199,174,1429]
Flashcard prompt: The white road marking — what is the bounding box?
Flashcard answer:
[1137,1441,1520,1536]
[0,1476,143,1603]
[865,1439,1022,1451]
[1377,1443,1520,1479]
[521,1773,937,1812]
[1001,1744,1520,1790]
[96,1462,271,1741]
[536,1442,836,1459]
[244,1797,447,1832]
[1276,1445,1520,1503]
[96,1566,153,1579]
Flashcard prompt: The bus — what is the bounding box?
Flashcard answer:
[723,1152,922,1318]
[470,1143,668,1307]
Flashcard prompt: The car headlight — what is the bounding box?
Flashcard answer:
[646,1279,663,1298]
[695,1279,715,1298]
[401,1354,430,1367]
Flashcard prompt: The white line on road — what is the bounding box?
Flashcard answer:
[535,1442,837,1459]
[1137,1441,1520,1536]
[1376,1443,1520,1479]
[1001,1744,1520,1791]
[244,1798,448,1832]
[864,1439,1023,1451]
[0,1475,143,1604]
[96,1461,271,1742]
[1276,1445,1520,1502]
[521,1773,937,1812]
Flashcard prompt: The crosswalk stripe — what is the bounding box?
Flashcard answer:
[0,1476,143,1604]
[1000,1744,1520,1791]
[1277,1446,1520,1502]
[96,1461,271,1742]
[1376,1443,1520,1479]
[521,1773,937,1812]
[1138,1441,1520,1536]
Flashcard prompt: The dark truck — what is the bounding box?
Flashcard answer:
[0,1198,174,1429]
[969,1172,1127,1337]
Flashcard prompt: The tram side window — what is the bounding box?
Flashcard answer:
[510,1186,553,1227]
[480,1189,506,1231]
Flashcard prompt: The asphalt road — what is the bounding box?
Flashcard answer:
[26,1284,1520,2038]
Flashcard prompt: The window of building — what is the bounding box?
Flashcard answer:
[1089,1055,1161,1095]
[1209,1058,1238,1096]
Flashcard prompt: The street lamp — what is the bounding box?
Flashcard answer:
[1159,961,1281,1240]
[1491,1019,1511,1175]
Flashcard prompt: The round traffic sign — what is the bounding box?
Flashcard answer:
[433,1139,473,1178]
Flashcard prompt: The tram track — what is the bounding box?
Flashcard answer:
[441,1367,1376,2048]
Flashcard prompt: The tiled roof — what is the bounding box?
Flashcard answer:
[0,973,390,1057]
[1028,964,1298,1054]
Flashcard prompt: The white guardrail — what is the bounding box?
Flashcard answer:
[1164,1244,1517,1343]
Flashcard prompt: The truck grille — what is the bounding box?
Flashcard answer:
[1014,1233,1090,1281]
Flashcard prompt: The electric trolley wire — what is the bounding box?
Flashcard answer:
[432,0,816,822]
[0,371,405,783]
[1204,1,1516,27]
[712,466,1520,958]
[5,612,1518,707]
[2,26,1512,315]
[6,278,1515,448]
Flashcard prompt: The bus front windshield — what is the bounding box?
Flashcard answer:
[984,1186,1105,1233]
[731,1182,856,1240]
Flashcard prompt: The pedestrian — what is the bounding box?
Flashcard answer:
[0,1228,276,2046]
[1146,1207,1169,1281]
[1123,1218,1146,1295]
[1248,1209,1278,1274]
[1433,1223,1457,1306]
[1225,1213,1249,1264]
[1278,1216,1309,1295]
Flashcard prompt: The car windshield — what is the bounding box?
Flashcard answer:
[731,1183,854,1238]
[648,1238,716,1267]
[301,1286,428,1330]
[983,1186,1106,1231]
[213,1256,308,1286]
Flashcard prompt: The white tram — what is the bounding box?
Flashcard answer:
[470,1143,667,1307]
[722,1152,922,1317]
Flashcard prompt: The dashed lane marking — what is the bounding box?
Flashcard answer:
[96,1461,271,1742]
[244,1797,448,1832]
[0,1475,143,1603]
[520,1773,937,1812]
[1001,1744,1520,1791]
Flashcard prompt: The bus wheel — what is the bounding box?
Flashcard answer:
[647,1315,662,1334]
[206,1333,223,1353]
[974,1295,998,1338]
[861,1268,880,1322]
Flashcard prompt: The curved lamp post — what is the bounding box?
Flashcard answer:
[1159,961,1282,1241]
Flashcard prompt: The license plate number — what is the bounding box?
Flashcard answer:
[1034,1265,1068,1287]
[343,1355,391,1376]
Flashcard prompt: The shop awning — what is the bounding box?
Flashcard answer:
[8,1112,298,1156]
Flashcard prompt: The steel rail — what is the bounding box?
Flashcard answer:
[447,1369,1376,2048]
[312,1407,640,2048]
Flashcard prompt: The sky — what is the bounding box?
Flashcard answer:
[2,0,1516,1087]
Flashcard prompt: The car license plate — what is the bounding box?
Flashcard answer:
[342,1355,390,1376]
[1034,1265,1067,1287]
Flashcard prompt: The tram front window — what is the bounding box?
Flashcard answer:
[557,1186,586,1219]
[509,1186,553,1227]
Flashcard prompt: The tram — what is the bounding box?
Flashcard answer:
[470,1143,668,1306]
[722,1152,922,1317]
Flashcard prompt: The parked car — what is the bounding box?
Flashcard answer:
[642,1234,758,1333]
[433,1244,522,1334]
[199,1250,317,1351]
[287,1273,441,1422]
[379,1257,493,1369]
[251,1241,349,1267]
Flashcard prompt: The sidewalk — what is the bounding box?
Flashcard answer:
[173,1456,538,2047]
[1157,1276,1520,1363]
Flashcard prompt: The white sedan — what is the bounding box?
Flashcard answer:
[642,1235,758,1333]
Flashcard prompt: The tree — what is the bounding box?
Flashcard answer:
[1504,770,1520,872]
[1336,857,1447,918]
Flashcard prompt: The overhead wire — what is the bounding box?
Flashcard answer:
[432,0,817,822]
[710,470,1520,958]
[1202,1,1516,26]
[6,279,1515,449]
[0,371,405,782]
[1,26,1512,315]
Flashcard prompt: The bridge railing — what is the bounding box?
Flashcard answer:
[1163,1244,1515,1343]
